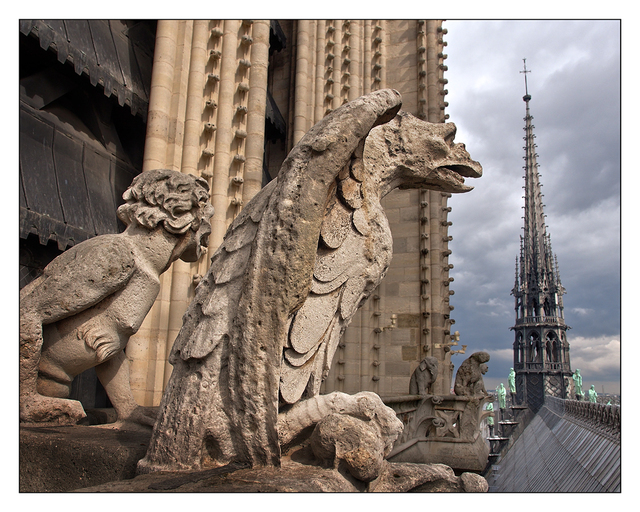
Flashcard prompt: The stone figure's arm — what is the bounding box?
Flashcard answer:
[94,350,156,426]
[107,270,163,335]
[409,372,419,395]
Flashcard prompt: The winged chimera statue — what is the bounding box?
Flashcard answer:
[138,90,482,473]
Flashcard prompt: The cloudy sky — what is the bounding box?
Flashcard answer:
[440,20,621,393]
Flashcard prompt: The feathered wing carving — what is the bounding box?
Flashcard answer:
[170,179,276,362]
[139,89,403,473]
[279,157,393,405]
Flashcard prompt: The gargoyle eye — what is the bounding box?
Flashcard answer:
[444,132,455,146]
[442,123,457,146]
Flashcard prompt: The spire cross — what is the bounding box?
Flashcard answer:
[520,58,531,97]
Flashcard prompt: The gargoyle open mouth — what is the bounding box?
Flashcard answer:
[436,161,483,192]
[447,163,482,178]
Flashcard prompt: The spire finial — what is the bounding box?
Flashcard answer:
[520,58,532,101]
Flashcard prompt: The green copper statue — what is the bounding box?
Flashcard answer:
[572,369,583,400]
[508,368,516,392]
[486,402,495,437]
[588,385,597,403]
[497,383,507,409]
[508,367,517,405]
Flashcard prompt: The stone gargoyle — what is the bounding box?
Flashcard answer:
[137,89,482,475]
[409,356,439,396]
[19,170,214,426]
[454,351,491,397]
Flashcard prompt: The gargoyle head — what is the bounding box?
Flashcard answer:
[364,111,482,197]
[117,169,214,262]
[472,351,491,364]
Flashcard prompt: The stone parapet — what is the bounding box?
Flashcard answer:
[545,396,620,442]
[384,394,491,472]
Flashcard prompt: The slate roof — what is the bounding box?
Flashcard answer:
[19,20,154,120]
[488,403,620,492]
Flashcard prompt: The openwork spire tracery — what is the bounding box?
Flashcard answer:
[510,59,572,411]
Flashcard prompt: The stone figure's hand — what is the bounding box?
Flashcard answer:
[77,322,122,363]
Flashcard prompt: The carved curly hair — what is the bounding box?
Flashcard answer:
[117,169,211,234]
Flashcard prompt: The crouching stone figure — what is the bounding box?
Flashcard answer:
[409,356,439,395]
[19,169,214,426]
[454,351,490,397]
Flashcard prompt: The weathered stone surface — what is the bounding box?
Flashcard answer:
[78,458,487,493]
[19,170,213,426]
[20,421,487,493]
[310,414,386,482]
[454,351,491,397]
[20,423,153,492]
[278,391,403,454]
[372,462,488,493]
[138,90,482,474]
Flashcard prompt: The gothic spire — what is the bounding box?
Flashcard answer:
[514,58,565,318]
[511,59,572,411]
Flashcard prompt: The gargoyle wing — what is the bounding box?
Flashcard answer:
[169,178,277,362]
[20,235,136,325]
[279,158,393,404]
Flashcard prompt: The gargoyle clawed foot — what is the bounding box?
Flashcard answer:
[277,391,404,482]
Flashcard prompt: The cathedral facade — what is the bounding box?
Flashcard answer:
[19,19,463,408]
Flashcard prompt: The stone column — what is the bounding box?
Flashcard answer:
[293,20,311,145]
[348,19,362,101]
[242,20,270,204]
[331,22,342,110]
[131,20,195,406]
[426,20,451,395]
[307,20,317,126]
[143,20,193,172]
[314,20,326,124]
[425,21,440,123]
[378,20,387,89]
[154,20,212,393]
[180,20,210,178]
[210,20,241,251]
[363,21,371,95]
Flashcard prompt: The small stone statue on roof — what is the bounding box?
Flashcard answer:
[508,367,517,405]
[453,351,490,397]
[572,369,583,400]
[486,402,495,437]
[497,383,506,410]
[588,385,597,403]
[409,356,438,395]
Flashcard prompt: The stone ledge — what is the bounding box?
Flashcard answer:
[19,423,152,492]
[19,423,488,493]
[80,457,487,493]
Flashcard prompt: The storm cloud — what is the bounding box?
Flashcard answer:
[442,20,621,393]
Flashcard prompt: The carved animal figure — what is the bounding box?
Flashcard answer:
[454,351,491,397]
[138,90,482,473]
[19,170,214,425]
[409,356,439,395]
